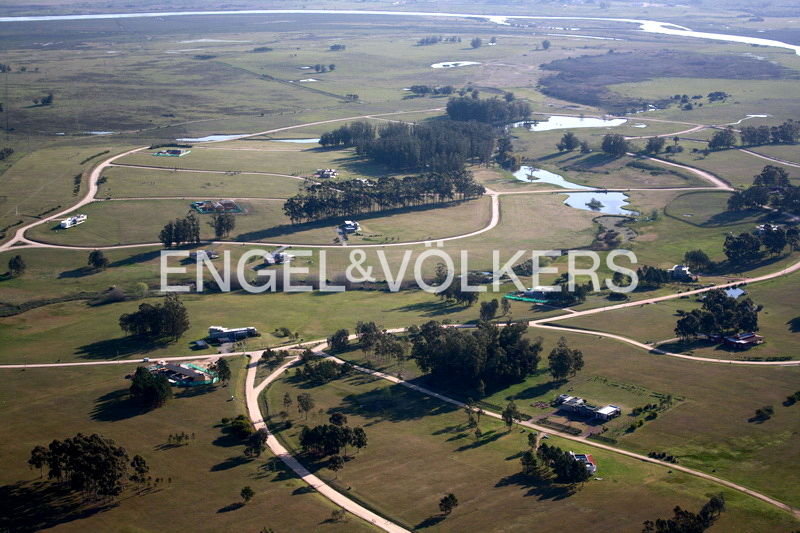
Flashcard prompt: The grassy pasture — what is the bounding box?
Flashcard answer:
[0,359,372,532]
[98,166,305,199]
[265,364,798,531]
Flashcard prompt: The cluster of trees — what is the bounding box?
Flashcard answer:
[297,358,351,384]
[708,128,738,150]
[727,165,800,216]
[556,131,590,153]
[520,441,592,484]
[118,293,190,341]
[355,321,409,362]
[407,84,455,96]
[7,254,25,277]
[642,494,725,533]
[28,433,150,498]
[283,171,484,223]
[601,134,630,157]
[312,63,335,73]
[0,147,14,160]
[684,249,713,272]
[547,337,584,381]
[299,421,367,458]
[409,320,543,394]
[209,212,236,239]
[495,135,522,171]
[416,35,461,45]
[329,44,346,51]
[129,367,173,410]
[636,265,671,289]
[724,226,798,264]
[644,137,667,154]
[319,119,496,171]
[158,213,201,248]
[740,119,799,146]
[445,95,531,124]
[674,288,761,340]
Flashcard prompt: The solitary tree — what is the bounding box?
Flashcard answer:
[479,299,499,321]
[470,37,483,49]
[88,249,109,270]
[327,454,345,478]
[542,39,551,50]
[328,328,350,353]
[130,367,172,410]
[8,254,25,277]
[297,392,315,420]
[213,358,232,385]
[209,212,236,239]
[241,485,255,503]
[501,400,521,431]
[439,493,459,515]
[548,337,584,381]
[644,136,666,154]
[601,134,629,157]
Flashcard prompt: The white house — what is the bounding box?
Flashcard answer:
[208,326,259,341]
[59,214,87,229]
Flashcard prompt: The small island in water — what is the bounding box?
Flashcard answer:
[586,197,605,210]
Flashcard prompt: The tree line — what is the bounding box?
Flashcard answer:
[416,35,461,45]
[407,84,455,96]
[739,119,799,146]
[319,119,497,171]
[674,288,760,340]
[158,213,201,247]
[283,170,484,224]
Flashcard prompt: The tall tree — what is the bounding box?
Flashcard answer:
[129,367,173,410]
[601,134,629,157]
[439,493,459,515]
[8,254,25,277]
[212,358,232,384]
[547,337,584,381]
[88,249,109,270]
[209,212,236,239]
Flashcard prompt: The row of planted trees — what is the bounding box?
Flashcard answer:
[283,171,484,224]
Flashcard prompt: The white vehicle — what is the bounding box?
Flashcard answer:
[59,214,87,229]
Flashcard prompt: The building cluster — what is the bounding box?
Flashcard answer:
[668,264,698,282]
[569,452,597,474]
[555,394,622,421]
[148,362,217,387]
[315,168,338,179]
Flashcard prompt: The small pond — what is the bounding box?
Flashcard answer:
[511,116,627,132]
[562,192,637,215]
[430,60,481,68]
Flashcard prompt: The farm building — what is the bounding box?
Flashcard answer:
[189,250,219,260]
[208,326,259,343]
[556,394,621,421]
[153,148,190,157]
[668,264,697,282]
[504,286,556,304]
[723,332,764,348]
[569,452,597,474]
[315,168,338,179]
[755,223,782,234]
[263,251,294,265]
[150,362,218,387]
[59,214,87,229]
[341,220,360,233]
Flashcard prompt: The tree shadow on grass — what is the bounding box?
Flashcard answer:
[339,382,458,423]
[787,317,800,333]
[210,456,252,472]
[109,249,163,268]
[415,514,446,529]
[454,429,504,451]
[175,385,217,399]
[91,389,142,422]
[495,473,577,501]
[512,379,561,401]
[387,300,469,318]
[217,502,245,513]
[0,480,117,532]
[57,266,95,279]
[75,336,168,360]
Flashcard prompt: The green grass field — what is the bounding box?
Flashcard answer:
[0,359,373,532]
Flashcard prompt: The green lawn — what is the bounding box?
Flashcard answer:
[0,359,373,532]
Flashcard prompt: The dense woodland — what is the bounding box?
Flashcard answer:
[319,119,496,171]
[445,95,531,124]
[283,171,484,223]
[409,321,543,394]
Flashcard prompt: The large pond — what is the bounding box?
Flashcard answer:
[511,116,627,132]
[513,165,636,215]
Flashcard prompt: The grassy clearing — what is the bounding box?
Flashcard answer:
[0,359,372,532]
[264,365,798,531]
[98,166,305,199]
